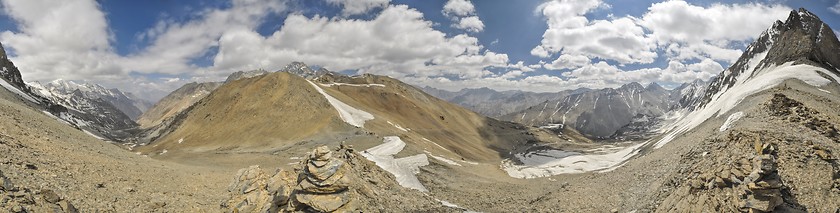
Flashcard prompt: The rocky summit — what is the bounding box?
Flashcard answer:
[1,2,839,213]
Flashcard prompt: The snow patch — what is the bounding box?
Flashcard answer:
[502,143,644,178]
[437,199,460,208]
[818,88,832,94]
[387,121,409,132]
[0,79,38,103]
[424,151,462,166]
[306,80,374,128]
[421,137,450,152]
[178,138,184,144]
[83,130,107,141]
[719,111,744,132]
[320,83,385,88]
[361,136,430,191]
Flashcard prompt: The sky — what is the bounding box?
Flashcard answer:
[0,0,838,101]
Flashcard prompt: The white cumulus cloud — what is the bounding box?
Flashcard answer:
[326,0,390,16]
[453,16,484,32]
[443,0,476,17]
[533,0,657,64]
[0,0,121,81]
[212,5,507,80]
[830,1,840,15]
[442,0,484,33]
[639,0,790,63]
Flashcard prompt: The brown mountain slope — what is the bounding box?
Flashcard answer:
[137,71,557,163]
[313,73,550,162]
[137,72,349,154]
[136,82,222,128]
[0,79,231,211]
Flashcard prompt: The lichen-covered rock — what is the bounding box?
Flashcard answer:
[222,165,296,212]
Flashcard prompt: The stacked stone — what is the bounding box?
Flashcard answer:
[291,146,356,212]
[736,141,783,212]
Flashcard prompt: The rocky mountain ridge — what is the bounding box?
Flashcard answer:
[420,86,590,118]
[0,42,139,140]
[701,8,840,108]
[30,79,152,120]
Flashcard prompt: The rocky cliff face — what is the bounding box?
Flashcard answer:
[701,8,840,108]
[0,43,26,89]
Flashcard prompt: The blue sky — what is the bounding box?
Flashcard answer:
[0,0,838,101]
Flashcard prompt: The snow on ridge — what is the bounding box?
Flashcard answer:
[655,62,840,149]
[306,80,374,128]
[502,53,840,178]
[0,79,39,103]
[719,111,744,132]
[320,82,385,88]
[361,136,430,191]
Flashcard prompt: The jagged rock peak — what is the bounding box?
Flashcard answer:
[0,42,26,89]
[761,8,840,70]
[0,42,7,60]
[224,69,270,83]
[282,61,310,71]
[646,82,665,91]
[280,61,335,80]
[701,8,840,109]
[619,82,645,91]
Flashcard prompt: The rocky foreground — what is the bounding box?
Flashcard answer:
[222,145,453,212]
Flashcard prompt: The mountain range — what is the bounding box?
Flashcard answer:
[0,7,839,212]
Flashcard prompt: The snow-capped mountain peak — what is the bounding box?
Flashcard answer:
[31,79,152,120]
[655,8,840,148]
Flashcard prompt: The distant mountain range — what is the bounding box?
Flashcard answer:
[420,86,591,118]
[131,61,549,164]
[422,80,709,140]
[30,79,153,120]
[0,44,150,140]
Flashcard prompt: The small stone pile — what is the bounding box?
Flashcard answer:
[289,146,356,212]
[0,169,77,213]
[223,145,359,212]
[735,139,783,212]
[222,165,296,212]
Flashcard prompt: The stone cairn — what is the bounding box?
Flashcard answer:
[735,137,784,212]
[289,145,356,212]
[223,145,357,212]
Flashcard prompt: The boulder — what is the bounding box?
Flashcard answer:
[222,165,296,212]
